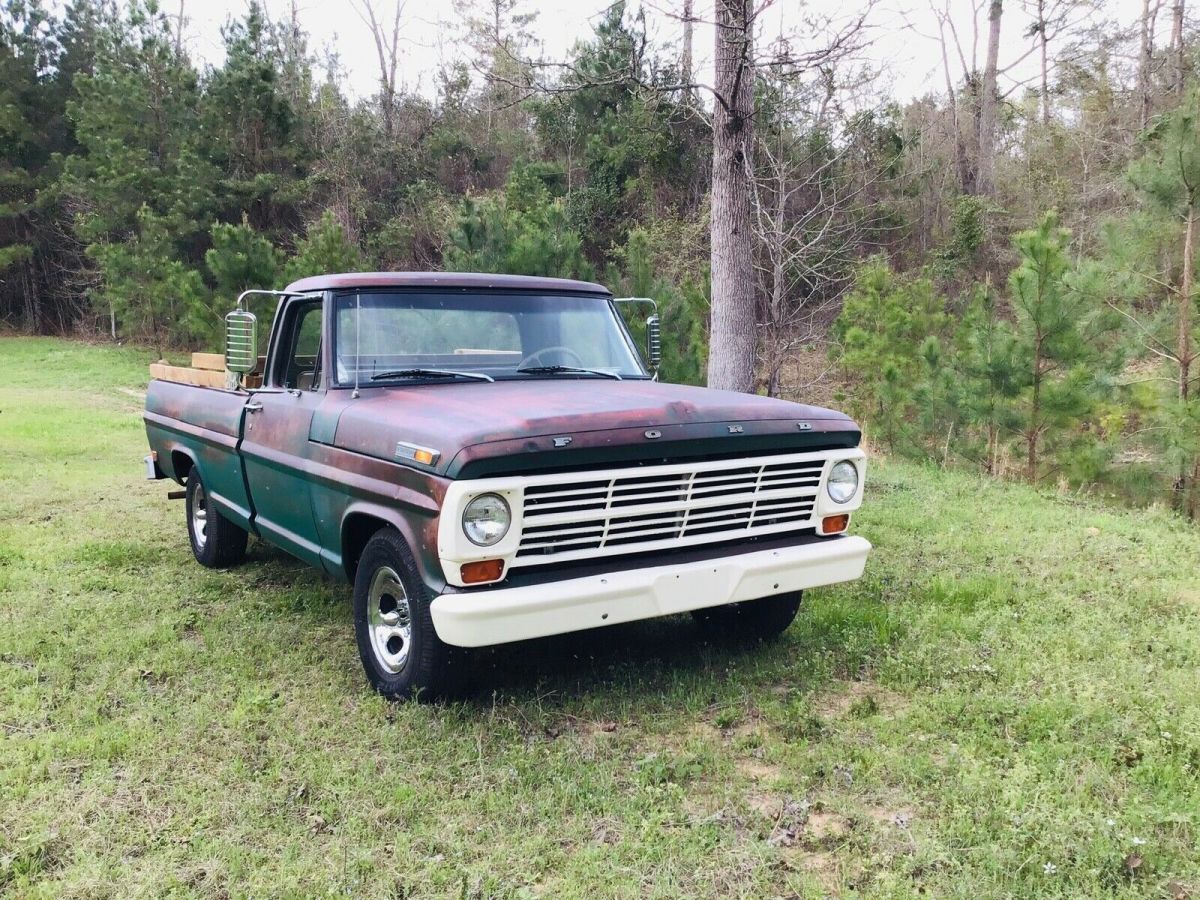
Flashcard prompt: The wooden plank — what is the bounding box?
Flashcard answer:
[191,352,226,371]
[149,362,262,390]
[189,352,266,373]
[149,362,227,388]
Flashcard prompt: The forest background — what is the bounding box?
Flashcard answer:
[3,0,1200,517]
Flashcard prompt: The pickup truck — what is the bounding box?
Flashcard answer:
[143,272,870,699]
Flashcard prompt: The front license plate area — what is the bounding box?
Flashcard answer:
[654,564,738,614]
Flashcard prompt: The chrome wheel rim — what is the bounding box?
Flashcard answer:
[192,481,208,549]
[367,566,412,673]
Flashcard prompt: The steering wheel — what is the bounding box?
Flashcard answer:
[518,345,585,369]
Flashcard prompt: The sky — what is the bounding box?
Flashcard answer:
[181,0,1150,106]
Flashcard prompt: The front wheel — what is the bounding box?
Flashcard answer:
[692,591,802,643]
[352,529,462,701]
[186,469,247,568]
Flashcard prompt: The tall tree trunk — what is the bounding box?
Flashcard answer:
[1028,340,1043,483]
[766,185,785,398]
[707,0,757,393]
[1038,0,1051,124]
[487,0,502,139]
[1172,0,1187,94]
[1140,0,1160,129]
[357,0,402,139]
[1189,456,1199,519]
[978,0,1003,195]
[681,0,694,96]
[987,419,998,476]
[173,0,186,57]
[1181,204,1194,405]
[939,21,975,192]
[1176,203,1195,511]
[770,160,785,328]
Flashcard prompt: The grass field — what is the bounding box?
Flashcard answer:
[1,336,1199,898]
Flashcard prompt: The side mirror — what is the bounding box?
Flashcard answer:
[645,314,662,369]
[224,307,258,380]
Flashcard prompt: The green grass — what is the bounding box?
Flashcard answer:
[1,335,1198,898]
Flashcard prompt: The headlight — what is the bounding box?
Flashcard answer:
[462,493,511,546]
[827,461,859,504]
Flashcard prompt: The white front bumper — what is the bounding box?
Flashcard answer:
[429,535,872,647]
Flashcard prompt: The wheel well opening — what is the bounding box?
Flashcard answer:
[172,451,194,483]
[341,513,390,582]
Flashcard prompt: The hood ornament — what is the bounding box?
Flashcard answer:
[552,436,573,448]
[644,429,662,439]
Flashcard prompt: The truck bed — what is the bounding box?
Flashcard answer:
[144,376,256,531]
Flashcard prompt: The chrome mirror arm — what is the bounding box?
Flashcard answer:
[614,297,662,375]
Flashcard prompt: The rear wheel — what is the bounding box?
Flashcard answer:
[185,469,247,568]
[692,591,802,643]
[352,528,462,701]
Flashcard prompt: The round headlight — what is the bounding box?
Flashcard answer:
[827,461,859,504]
[462,493,511,546]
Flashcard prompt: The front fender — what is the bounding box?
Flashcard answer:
[335,500,445,593]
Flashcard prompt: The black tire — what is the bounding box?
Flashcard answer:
[185,469,247,568]
[352,528,462,701]
[692,591,803,643]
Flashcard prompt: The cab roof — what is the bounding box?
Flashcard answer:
[283,271,611,296]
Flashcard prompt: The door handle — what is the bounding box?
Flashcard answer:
[245,402,264,412]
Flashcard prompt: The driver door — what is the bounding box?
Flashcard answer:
[240,298,326,567]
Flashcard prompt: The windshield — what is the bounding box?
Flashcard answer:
[332,291,647,384]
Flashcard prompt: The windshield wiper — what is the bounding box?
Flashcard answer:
[370,368,494,383]
[516,364,622,381]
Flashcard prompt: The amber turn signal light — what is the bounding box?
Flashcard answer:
[821,514,849,535]
[460,559,504,584]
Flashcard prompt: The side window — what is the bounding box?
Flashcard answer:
[280,302,323,390]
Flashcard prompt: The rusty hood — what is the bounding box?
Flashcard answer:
[329,379,861,478]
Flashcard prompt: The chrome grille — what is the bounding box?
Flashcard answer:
[514,454,827,566]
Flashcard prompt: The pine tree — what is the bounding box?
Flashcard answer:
[833,258,954,451]
[1006,213,1118,483]
[954,282,1023,475]
[281,211,366,285]
[0,0,100,332]
[443,168,592,279]
[206,217,282,300]
[88,206,208,352]
[1125,90,1200,515]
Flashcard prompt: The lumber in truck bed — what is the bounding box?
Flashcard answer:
[149,353,264,389]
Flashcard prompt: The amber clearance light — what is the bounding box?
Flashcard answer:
[820,514,850,535]
[394,441,440,466]
[461,559,504,584]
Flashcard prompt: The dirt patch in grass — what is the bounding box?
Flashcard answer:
[813,679,908,721]
[785,850,843,896]
[745,791,781,818]
[718,710,769,742]
[807,811,851,842]
[860,804,915,831]
[736,756,781,781]
[1172,588,1200,611]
